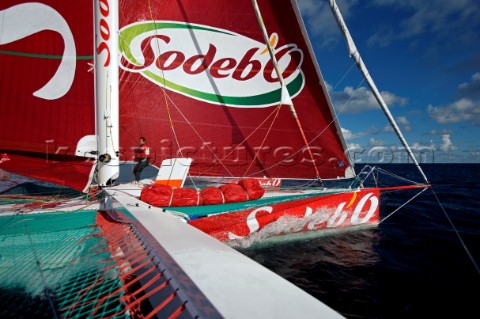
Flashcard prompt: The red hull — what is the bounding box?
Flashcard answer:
[189,188,380,242]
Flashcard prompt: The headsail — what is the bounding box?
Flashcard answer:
[0,1,95,191]
[118,0,353,180]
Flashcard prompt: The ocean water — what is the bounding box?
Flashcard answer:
[237,164,480,318]
[1,164,478,318]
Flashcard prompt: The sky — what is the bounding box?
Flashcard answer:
[297,0,480,164]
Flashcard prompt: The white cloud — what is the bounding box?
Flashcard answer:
[341,127,377,140]
[384,116,412,132]
[367,138,384,147]
[341,127,356,140]
[410,141,435,151]
[439,134,458,151]
[470,150,480,160]
[346,142,362,150]
[331,86,408,114]
[424,129,454,135]
[397,116,412,132]
[458,72,480,100]
[428,98,480,125]
[396,116,409,125]
[428,73,480,125]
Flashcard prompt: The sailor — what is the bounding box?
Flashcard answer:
[133,137,151,183]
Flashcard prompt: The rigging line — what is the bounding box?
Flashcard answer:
[190,103,283,176]
[117,30,143,136]
[251,0,321,180]
[328,73,366,124]
[242,105,282,177]
[100,73,119,157]
[24,223,59,319]
[146,0,198,187]
[327,60,357,94]
[160,90,235,177]
[380,187,429,223]
[281,75,367,166]
[213,108,284,177]
[430,188,480,275]
[145,1,267,186]
[120,65,143,136]
[329,0,429,183]
[107,84,119,154]
[319,76,366,148]
[375,167,424,185]
[186,106,282,178]
[147,0,179,147]
[243,77,367,178]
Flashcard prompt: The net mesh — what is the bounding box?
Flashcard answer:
[0,209,201,319]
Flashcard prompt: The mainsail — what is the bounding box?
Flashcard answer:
[0,1,95,191]
[1,0,353,191]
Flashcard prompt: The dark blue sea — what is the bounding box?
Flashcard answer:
[1,164,478,318]
[237,164,480,318]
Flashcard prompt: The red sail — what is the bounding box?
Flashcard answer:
[0,0,352,191]
[118,0,351,180]
[0,1,95,191]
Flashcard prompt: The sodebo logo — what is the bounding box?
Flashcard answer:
[119,21,305,107]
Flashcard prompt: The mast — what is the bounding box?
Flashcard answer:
[328,0,429,183]
[94,0,119,186]
[251,0,322,180]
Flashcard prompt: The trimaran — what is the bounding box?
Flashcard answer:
[0,0,430,317]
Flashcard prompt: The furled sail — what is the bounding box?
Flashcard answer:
[118,0,352,180]
[0,1,95,191]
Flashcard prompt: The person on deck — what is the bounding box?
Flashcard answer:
[133,137,151,183]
